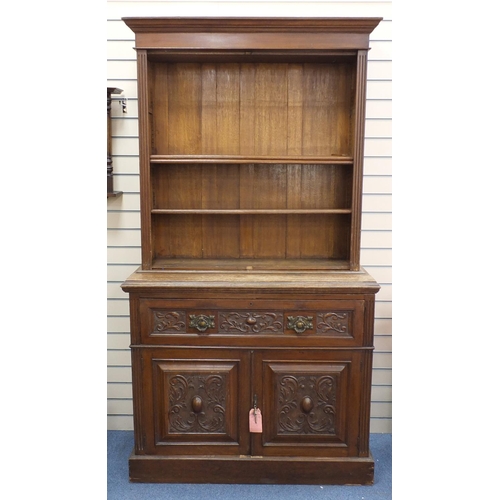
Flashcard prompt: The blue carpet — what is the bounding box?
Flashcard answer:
[108,431,391,499]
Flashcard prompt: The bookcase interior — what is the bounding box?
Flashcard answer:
[145,55,359,270]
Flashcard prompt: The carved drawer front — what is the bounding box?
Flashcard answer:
[253,351,360,457]
[151,309,351,336]
[141,299,366,345]
[149,350,251,455]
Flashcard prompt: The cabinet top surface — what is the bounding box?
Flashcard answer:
[121,267,380,294]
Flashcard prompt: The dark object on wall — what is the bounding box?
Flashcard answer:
[107,87,123,198]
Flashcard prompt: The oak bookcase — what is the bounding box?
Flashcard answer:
[122,17,381,484]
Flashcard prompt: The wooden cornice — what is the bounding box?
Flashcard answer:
[123,17,382,51]
[122,17,382,34]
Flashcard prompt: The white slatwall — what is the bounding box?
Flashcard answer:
[107,0,393,433]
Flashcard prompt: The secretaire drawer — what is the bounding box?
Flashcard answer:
[137,298,368,346]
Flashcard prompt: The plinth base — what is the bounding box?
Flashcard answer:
[129,452,375,485]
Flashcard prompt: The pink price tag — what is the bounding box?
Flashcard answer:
[249,408,263,433]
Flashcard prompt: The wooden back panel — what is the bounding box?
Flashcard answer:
[150,62,356,157]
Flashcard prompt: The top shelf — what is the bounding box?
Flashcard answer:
[150,155,354,165]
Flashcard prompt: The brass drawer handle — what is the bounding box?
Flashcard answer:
[287,315,313,334]
[189,314,215,332]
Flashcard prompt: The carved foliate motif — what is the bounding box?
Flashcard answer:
[168,374,227,433]
[153,311,186,333]
[277,374,337,434]
[219,312,284,334]
[316,312,351,335]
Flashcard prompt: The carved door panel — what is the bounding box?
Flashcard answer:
[253,350,362,457]
[142,348,251,455]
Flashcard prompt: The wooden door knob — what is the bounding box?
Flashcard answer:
[300,396,314,413]
[191,396,203,413]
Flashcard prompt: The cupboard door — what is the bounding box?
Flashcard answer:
[142,348,251,455]
[253,350,362,457]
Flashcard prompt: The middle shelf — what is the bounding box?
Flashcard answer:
[150,155,354,164]
[151,209,352,214]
